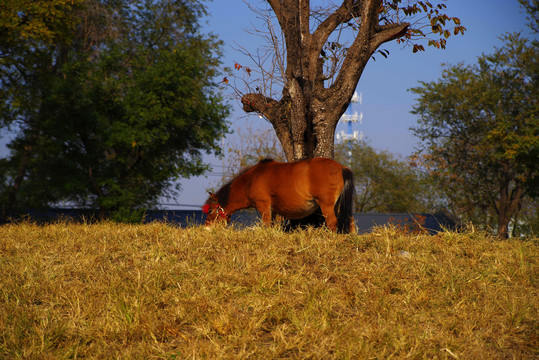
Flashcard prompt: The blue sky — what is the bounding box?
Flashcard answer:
[0,0,534,209]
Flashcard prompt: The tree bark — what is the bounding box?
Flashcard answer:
[496,165,524,239]
[241,0,409,161]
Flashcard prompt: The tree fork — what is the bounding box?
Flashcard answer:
[236,0,471,163]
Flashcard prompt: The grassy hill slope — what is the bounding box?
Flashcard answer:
[1,222,537,359]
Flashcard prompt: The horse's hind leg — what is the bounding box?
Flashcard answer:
[319,203,338,232]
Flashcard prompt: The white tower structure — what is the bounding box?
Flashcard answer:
[336,91,364,143]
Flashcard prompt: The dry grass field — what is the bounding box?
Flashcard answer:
[0,221,537,359]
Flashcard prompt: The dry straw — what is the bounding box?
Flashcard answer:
[0,221,537,359]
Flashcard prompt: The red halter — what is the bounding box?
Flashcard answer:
[202,193,229,224]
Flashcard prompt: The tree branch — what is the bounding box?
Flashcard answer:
[370,22,410,52]
[326,0,380,105]
[312,0,360,51]
[267,0,287,26]
[241,93,279,116]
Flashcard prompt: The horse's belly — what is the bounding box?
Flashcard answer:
[273,198,319,219]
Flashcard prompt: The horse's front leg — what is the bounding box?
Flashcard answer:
[256,201,273,226]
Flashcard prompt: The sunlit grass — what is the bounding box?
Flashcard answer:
[0,221,537,359]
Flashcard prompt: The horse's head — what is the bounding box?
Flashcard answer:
[202,192,230,225]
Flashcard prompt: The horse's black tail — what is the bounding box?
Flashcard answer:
[335,167,355,234]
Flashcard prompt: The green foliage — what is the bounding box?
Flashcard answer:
[0,0,84,44]
[0,0,230,221]
[410,33,539,237]
[519,0,539,32]
[335,141,433,213]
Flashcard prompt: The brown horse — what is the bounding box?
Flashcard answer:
[202,158,355,233]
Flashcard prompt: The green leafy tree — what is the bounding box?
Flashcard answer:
[410,33,538,238]
[0,0,84,45]
[519,0,539,32]
[335,141,432,213]
[0,0,230,221]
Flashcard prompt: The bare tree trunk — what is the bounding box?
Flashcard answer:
[496,166,525,239]
[497,189,524,239]
[241,0,409,162]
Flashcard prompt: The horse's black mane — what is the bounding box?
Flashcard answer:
[213,158,275,206]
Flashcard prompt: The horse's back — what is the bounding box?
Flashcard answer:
[249,157,346,202]
[304,157,345,175]
[252,157,340,179]
[252,157,344,184]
